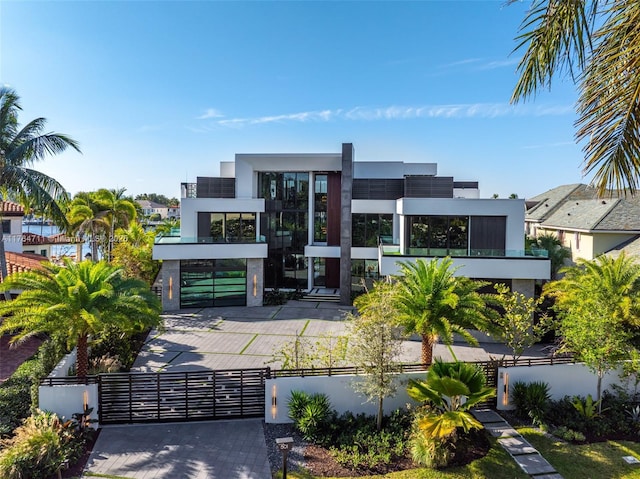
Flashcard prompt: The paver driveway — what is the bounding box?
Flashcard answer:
[84,301,551,479]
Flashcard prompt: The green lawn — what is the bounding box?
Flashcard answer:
[520,428,640,479]
[278,430,640,479]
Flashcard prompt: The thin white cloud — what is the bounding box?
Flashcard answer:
[478,58,520,70]
[436,57,518,73]
[196,108,224,120]
[211,103,572,128]
[438,58,483,69]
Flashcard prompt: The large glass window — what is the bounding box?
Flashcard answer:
[314,174,328,243]
[180,259,246,308]
[197,212,256,243]
[1,220,9,234]
[258,172,309,209]
[407,216,469,256]
[352,214,393,247]
[351,259,379,291]
[258,171,311,289]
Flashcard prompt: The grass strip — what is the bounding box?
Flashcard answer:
[239,334,258,354]
[299,320,310,336]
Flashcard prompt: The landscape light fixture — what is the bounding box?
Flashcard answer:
[275,437,294,479]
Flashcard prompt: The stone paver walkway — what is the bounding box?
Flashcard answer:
[472,409,563,478]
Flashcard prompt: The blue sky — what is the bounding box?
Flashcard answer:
[1,0,584,200]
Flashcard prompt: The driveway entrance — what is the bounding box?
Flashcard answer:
[83,419,270,479]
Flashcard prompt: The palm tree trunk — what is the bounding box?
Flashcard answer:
[0,226,10,300]
[421,333,434,366]
[77,333,89,379]
[90,224,98,261]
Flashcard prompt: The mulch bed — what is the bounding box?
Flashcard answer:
[302,429,491,477]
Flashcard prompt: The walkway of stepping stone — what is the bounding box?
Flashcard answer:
[471,409,563,479]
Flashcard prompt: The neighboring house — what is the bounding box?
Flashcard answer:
[153,143,549,310]
[0,201,47,284]
[1,201,25,254]
[22,232,83,262]
[526,184,640,263]
[137,200,180,220]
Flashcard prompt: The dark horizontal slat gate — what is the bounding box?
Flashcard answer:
[98,368,268,424]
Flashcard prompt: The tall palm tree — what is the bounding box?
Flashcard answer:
[393,258,498,365]
[510,0,640,195]
[66,192,108,261]
[94,188,137,261]
[0,87,80,297]
[0,259,161,378]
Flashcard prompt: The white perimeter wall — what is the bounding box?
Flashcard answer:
[39,383,99,427]
[38,349,99,426]
[497,363,632,410]
[265,372,426,424]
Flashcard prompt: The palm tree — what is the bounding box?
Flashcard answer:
[407,359,495,466]
[533,233,572,279]
[0,259,161,378]
[510,0,640,195]
[94,188,137,261]
[66,192,108,261]
[393,258,498,365]
[544,253,640,402]
[0,87,80,297]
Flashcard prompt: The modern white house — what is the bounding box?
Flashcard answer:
[153,143,550,310]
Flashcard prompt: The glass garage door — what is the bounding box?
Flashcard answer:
[180,259,246,308]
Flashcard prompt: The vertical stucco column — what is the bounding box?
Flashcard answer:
[246,258,264,307]
[161,260,180,311]
[340,143,354,305]
[511,279,535,299]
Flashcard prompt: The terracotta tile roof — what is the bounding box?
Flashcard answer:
[0,201,24,217]
[1,251,46,281]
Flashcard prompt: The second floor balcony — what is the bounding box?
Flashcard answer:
[153,234,268,260]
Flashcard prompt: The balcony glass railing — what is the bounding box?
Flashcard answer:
[155,235,266,245]
[379,244,548,258]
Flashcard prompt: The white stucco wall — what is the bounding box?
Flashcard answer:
[265,371,426,424]
[39,383,99,427]
[496,363,633,410]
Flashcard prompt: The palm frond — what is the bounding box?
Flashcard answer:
[577,0,640,195]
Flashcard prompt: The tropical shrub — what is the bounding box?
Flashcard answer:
[317,409,408,472]
[407,360,495,468]
[552,426,586,442]
[0,410,84,479]
[287,391,334,443]
[329,410,409,471]
[572,394,604,421]
[511,380,550,426]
